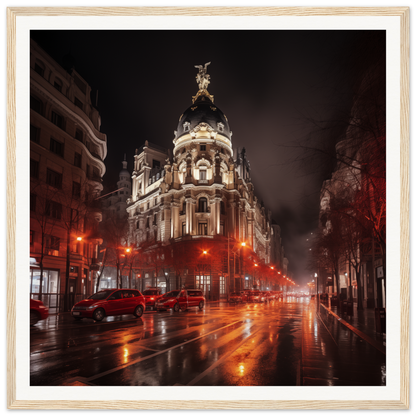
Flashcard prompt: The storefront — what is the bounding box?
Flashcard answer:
[30,268,60,312]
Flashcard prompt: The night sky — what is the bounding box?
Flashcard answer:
[30,30,385,286]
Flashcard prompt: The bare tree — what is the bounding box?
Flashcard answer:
[30,178,62,299]
[99,212,129,289]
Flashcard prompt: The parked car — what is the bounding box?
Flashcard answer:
[248,290,261,303]
[229,292,243,303]
[156,289,205,312]
[261,291,272,302]
[142,287,163,311]
[30,298,49,326]
[71,289,146,321]
[240,291,249,302]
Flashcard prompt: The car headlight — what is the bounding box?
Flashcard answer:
[38,305,46,309]
[88,304,97,310]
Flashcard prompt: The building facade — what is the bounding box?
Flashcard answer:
[30,40,107,311]
[101,156,132,221]
[125,64,288,299]
[317,45,386,309]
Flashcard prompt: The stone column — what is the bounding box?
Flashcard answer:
[215,197,221,235]
[186,197,193,235]
[171,201,180,238]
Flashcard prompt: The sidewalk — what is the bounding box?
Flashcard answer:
[302,301,386,386]
[320,301,386,352]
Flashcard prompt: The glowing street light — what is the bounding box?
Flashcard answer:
[76,236,82,241]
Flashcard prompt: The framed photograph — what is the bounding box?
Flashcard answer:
[7,7,409,410]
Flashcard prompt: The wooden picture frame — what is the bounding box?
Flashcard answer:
[7,7,409,410]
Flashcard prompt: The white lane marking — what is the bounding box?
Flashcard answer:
[186,324,266,386]
[85,319,243,382]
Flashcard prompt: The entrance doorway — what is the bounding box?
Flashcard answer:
[196,274,211,299]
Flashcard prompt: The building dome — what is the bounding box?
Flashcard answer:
[176,93,231,141]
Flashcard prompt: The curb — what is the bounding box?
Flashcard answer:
[320,303,386,355]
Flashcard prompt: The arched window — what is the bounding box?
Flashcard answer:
[198,197,208,213]
[221,201,225,215]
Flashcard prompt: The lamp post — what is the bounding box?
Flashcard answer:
[241,242,246,290]
[314,272,318,304]
[345,272,349,301]
[64,235,83,312]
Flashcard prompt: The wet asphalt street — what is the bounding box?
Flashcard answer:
[30,298,386,386]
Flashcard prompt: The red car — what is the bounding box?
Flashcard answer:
[229,292,243,303]
[142,287,163,311]
[30,299,49,326]
[248,290,261,303]
[71,289,146,321]
[156,289,205,312]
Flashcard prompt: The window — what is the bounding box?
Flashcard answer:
[221,201,225,215]
[220,221,224,236]
[200,145,206,151]
[220,276,225,295]
[46,168,62,189]
[30,125,40,143]
[30,159,39,178]
[75,129,83,143]
[217,122,224,132]
[147,202,150,210]
[198,222,208,236]
[73,73,87,94]
[30,193,36,212]
[51,111,64,130]
[72,181,81,198]
[45,200,62,219]
[199,169,207,180]
[182,222,186,236]
[30,95,42,114]
[153,160,160,169]
[74,97,83,110]
[30,230,34,245]
[34,62,44,77]
[183,121,190,132]
[74,152,82,168]
[72,242,80,253]
[45,235,60,256]
[198,197,208,213]
[50,138,64,157]
[54,79,62,92]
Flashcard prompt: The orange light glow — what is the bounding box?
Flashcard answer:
[254,263,258,267]
[278,272,281,274]
[203,250,207,254]
[76,237,82,241]
[270,266,274,270]
[241,242,246,247]
[125,248,131,253]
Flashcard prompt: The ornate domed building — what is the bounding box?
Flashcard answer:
[126,64,287,298]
